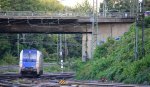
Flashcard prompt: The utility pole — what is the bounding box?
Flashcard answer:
[64,34,68,71]
[91,0,99,59]
[57,34,59,63]
[135,0,139,60]
[103,0,107,17]
[57,18,63,73]
[96,0,99,44]
[142,0,145,56]
[135,0,145,59]
[130,0,139,16]
[64,34,68,60]
[85,25,88,61]
[139,0,145,56]
[135,17,139,59]
[17,34,20,58]
[91,0,95,59]
[59,34,63,73]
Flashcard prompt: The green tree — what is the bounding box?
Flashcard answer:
[0,0,64,11]
[39,0,64,11]
[101,0,132,12]
[73,0,92,13]
[145,0,150,10]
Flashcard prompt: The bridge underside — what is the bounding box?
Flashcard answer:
[0,17,134,33]
[0,24,92,34]
[0,18,92,33]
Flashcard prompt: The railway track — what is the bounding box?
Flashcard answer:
[0,73,74,86]
[0,65,149,87]
[0,73,147,87]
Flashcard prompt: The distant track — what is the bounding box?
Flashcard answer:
[0,63,59,71]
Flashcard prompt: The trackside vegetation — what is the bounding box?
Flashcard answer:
[73,17,150,84]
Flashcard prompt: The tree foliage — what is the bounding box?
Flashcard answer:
[100,0,134,12]
[0,0,64,11]
[73,0,92,13]
[0,33,82,64]
[39,0,64,11]
[101,0,150,12]
[145,0,150,10]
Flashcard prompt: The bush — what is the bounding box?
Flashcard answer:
[44,53,58,62]
[74,17,150,84]
[145,16,150,28]
[0,52,18,65]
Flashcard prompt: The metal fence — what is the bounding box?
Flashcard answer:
[99,12,134,18]
[0,11,134,18]
[0,11,90,17]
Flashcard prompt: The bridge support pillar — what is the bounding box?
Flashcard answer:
[82,34,92,62]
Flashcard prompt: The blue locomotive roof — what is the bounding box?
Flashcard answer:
[23,49,37,53]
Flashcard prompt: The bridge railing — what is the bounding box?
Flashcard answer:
[99,12,134,18]
[0,11,134,18]
[0,11,91,17]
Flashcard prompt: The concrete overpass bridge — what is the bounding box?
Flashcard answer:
[0,11,135,61]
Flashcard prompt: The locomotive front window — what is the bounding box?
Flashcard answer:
[30,54,37,59]
[23,53,30,58]
[23,50,37,59]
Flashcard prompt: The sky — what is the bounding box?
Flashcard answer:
[59,0,103,7]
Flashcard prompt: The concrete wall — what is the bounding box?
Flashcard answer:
[97,23,131,42]
[82,23,132,61]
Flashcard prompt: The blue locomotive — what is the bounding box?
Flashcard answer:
[145,11,150,16]
[19,49,43,76]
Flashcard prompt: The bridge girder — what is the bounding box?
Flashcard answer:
[0,24,92,34]
[0,16,134,33]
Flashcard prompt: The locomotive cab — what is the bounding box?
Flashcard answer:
[19,49,43,76]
